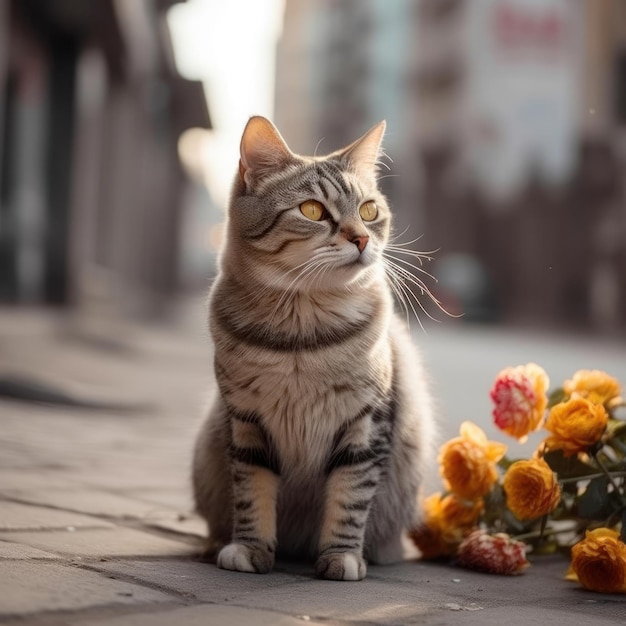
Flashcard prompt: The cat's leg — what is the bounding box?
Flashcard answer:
[217,413,279,574]
[316,409,388,581]
[192,401,233,560]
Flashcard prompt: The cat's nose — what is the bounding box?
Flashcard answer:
[350,234,369,253]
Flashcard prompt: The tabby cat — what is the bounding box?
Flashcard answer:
[192,116,436,581]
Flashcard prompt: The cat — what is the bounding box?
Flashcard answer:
[192,116,436,581]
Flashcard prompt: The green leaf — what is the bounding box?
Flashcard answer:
[547,387,567,409]
[543,449,597,479]
[497,456,516,472]
[604,419,626,439]
[577,476,610,520]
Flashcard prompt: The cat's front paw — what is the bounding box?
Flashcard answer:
[315,552,366,581]
[217,542,274,574]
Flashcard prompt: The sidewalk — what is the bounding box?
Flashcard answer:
[1,307,625,625]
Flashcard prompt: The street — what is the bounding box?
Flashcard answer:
[1,304,625,625]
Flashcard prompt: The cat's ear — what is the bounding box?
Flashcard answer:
[239,116,293,186]
[336,121,386,178]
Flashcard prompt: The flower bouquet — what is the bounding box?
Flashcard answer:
[411,366,626,592]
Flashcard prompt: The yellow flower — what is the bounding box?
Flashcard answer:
[490,363,550,442]
[570,528,626,593]
[438,421,507,500]
[544,397,608,456]
[502,458,561,521]
[564,369,622,408]
[410,492,483,560]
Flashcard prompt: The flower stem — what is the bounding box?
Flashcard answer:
[592,451,625,499]
[513,523,584,543]
[558,471,626,485]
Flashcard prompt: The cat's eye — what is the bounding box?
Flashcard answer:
[300,200,326,221]
[359,201,378,221]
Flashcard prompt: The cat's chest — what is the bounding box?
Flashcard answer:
[225,347,381,415]
[218,345,391,470]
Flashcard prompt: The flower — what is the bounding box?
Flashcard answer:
[564,369,622,408]
[502,458,561,520]
[410,492,483,559]
[490,363,550,442]
[544,397,608,456]
[457,530,529,575]
[438,421,507,500]
[570,528,626,593]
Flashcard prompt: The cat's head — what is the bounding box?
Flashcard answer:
[224,116,391,290]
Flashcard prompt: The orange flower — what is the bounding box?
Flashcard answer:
[564,369,622,408]
[502,458,561,521]
[490,363,549,442]
[438,422,507,500]
[544,397,608,457]
[458,530,529,575]
[410,492,483,559]
[570,528,626,593]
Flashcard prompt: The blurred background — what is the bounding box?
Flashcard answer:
[1,0,625,334]
[1,0,626,516]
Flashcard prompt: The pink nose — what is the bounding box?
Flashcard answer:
[350,234,369,253]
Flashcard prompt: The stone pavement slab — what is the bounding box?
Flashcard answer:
[0,469,79,490]
[72,555,626,626]
[143,516,206,538]
[428,605,626,626]
[0,561,179,617]
[0,540,60,560]
[95,558,312,603]
[121,488,195,511]
[2,488,184,521]
[74,604,326,626]
[0,501,114,531]
[0,527,194,558]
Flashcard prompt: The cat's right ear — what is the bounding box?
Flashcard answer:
[239,116,293,187]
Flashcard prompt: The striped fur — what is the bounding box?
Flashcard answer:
[192,116,435,580]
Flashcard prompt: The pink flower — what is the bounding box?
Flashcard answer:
[490,363,549,442]
[457,530,529,576]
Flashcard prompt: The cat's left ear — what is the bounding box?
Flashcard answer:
[336,120,386,179]
[239,116,294,187]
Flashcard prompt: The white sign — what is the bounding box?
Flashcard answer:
[464,0,583,202]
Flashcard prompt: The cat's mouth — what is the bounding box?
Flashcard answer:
[336,250,375,273]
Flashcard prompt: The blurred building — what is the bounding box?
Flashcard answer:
[0,0,210,318]
[275,0,626,333]
[276,0,418,230]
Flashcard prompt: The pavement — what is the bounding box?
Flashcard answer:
[1,303,626,625]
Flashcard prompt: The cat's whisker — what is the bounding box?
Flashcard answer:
[314,137,326,158]
[274,259,332,325]
[383,251,438,281]
[386,238,439,256]
[385,264,427,333]
[267,258,329,326]
[378,149,393,165]
[386,243,439,259]
[386,273,431,333]
[388,225,412,245]
[384,258,453,321]
[268,261,323,323]
[385,267,411,328]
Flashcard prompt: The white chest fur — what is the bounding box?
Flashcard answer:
[216,333,392,473]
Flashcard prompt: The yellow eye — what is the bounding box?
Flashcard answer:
[359,201,378,221]
[300,200,326,221]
